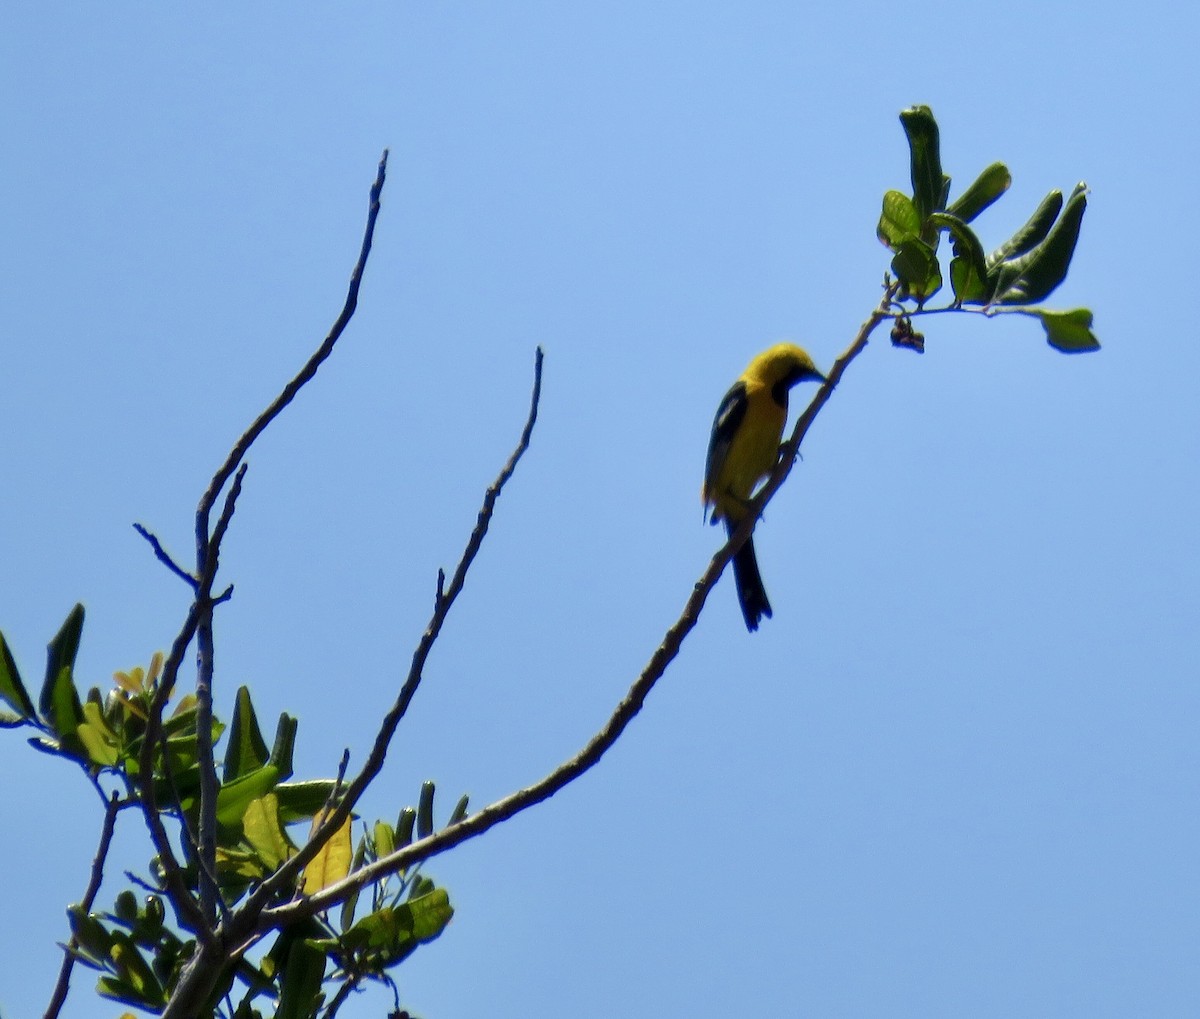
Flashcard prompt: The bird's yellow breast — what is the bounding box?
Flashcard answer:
[710,379,787,522]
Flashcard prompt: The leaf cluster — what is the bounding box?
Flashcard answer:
[1,607,457,1017]
[876,105,1098,353]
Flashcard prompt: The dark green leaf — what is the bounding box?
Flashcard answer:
[267,712,298,780]
[275,937,326,1019]
[947,161,1011,223]
[224,686,270,782]
[275,780,339,823]
[417,780,436,839]
[40,604,84,720]
[993,184,1088,305]
[928,212,989,305]
[448,794,470,825]
[44,666,85,757]
[950,257,990,305]
[0,631,35,719]
[67,904,113,962]
[407,874,434,900]
[1006,307,1101,353]
[396,806,416,848]
[899,106,946,222]
[113,890,139,924]
[987,189,1063,269]
[891,238,942,303]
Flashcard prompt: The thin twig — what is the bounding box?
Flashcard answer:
[196,149,389,545]
[260,289,897,927]
[44,791,123,1019]
[195,463,248,922]
[133,523,199,589]
[322,976,358,1019]
[238,346,544,933]
[135,598,211,940]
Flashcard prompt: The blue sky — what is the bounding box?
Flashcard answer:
[2,2,1198,1017]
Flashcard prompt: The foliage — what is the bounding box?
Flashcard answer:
[877,104,1098,353]
[1,606,456,1016]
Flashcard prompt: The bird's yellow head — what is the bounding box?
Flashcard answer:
[749,342,826,390]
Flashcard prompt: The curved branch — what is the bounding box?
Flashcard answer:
[259,284,899,929]
[196,149,389,542]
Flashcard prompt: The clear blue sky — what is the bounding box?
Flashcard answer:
[2,3,1197,1017]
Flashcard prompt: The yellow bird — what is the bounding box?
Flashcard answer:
[703,343,826,631]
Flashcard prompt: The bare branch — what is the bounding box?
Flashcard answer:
[44,791,123,1019]
[238,346,545,928]
[134,597,211,940]
[133,523,198,589]
[260,289,898,927]
[195,462,248,921]
[196,149,389,543]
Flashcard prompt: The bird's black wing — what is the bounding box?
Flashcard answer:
[704,380,748,521]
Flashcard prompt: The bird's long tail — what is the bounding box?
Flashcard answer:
[729,528,772,632]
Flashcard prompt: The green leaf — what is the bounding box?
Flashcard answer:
[448,794,470,825]
[947,161,1011,223]
[216,765,282,827]
[1005,307,1101,353]
[97,974,159,1009]
[67,904,114,964]
[274,780,338,824]
[267,712,298,780]
[417,780,436,840]
[107,932,166,1005]
[950,257,989,306]
[338,889,453,970]
[396,806,416,848]
[0,631,35,719]
[899,105,948,223]
[876,190,920,249]
[223,686,270,782]
[340,850,364,933]
[275,936,326,1019]
[406,887,454,942]
[891,238,942,303]
[987,188,1063,269]
[39,604,84,720]
[243,793,294,871]
[993,183,1088,305]
[43,665,86,758]
[113,890,139,924]
[374,820,395,858]
[76,700,120,767]
[928,212,989,305]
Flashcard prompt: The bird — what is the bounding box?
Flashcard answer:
[703,343,827,631]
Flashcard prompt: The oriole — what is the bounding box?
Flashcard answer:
[703,343,826,631]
